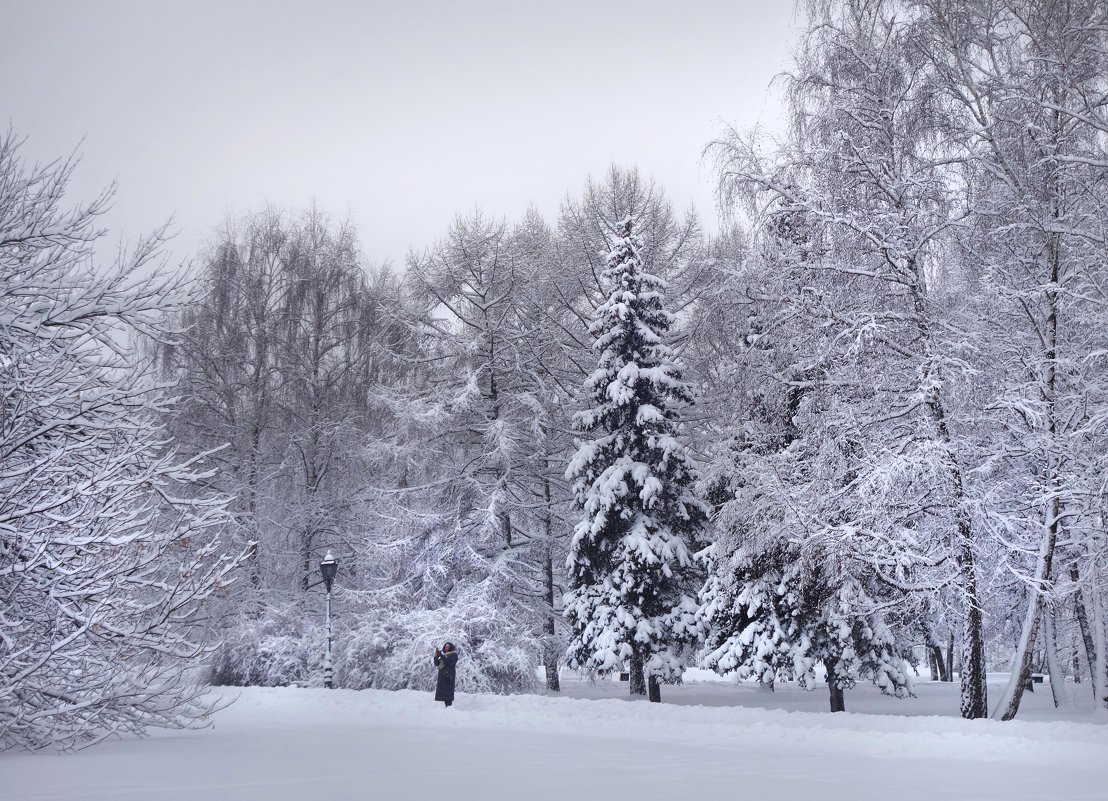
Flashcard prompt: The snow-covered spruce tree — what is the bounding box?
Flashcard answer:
[564,217,707,702]
[0,134,244,750]
[699,539,913,712]
[692,211,912,712]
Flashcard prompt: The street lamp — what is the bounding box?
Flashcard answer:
[319,551,338,689]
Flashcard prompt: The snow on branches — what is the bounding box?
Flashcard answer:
[0,133,245,750]
[564,217,707,700]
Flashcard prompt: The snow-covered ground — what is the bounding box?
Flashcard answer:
[4,676,1105,801]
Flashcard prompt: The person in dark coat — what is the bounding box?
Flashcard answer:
[433,642,458,707]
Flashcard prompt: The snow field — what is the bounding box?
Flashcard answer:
[3,680,1104,801]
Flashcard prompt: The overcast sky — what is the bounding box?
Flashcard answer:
[2,1,801,268]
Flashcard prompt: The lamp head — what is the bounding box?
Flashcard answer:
[319,551,338,591]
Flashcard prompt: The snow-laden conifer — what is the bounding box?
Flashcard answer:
[564,217,707,702]
[698,540,912,710]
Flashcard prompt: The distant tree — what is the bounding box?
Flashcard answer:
[167,209,288,597]
[274,206,379,592]
[564,217,707,702]
[164,207,386,605]
[367,209,549,692]
[513,207,578,691]
[699,541,913,712]
[0,133,243,750]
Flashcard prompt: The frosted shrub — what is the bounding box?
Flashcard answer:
[210,606,328,687]
[341,591,541,694]
[210,587,541,694]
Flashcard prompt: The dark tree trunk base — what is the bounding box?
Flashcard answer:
[544,659,560,692]
[826,661,845,712]
[629,654,646,696]
[930,645,948,682]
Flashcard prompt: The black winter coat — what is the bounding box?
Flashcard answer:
[433,651,458,702]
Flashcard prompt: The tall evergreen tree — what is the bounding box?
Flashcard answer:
[564,217,707,702]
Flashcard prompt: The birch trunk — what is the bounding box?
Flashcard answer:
[993,514,1059,721]
[1043,605,1070,709]
[1071,564,1099,697]
[993,214,1062,721]
[1094,592,1108,713]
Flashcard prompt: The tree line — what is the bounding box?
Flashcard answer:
[3,0,1107,750]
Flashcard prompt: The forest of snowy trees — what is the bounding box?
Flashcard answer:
[4,0,1108,749]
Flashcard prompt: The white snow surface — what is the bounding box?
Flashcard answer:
[3,676,1104,801]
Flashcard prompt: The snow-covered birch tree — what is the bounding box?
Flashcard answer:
[914,0,1108,719]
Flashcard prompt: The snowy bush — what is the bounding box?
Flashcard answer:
[209,605,329,688]
[210,588,542,695]
[340,588,541,695]
[698,540,913,705]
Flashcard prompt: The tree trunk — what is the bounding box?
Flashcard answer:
[543,549,560,692]
[246,422,263,591]
[994,506,1060,720]
[647,674,661,703]
[499,507,513,549]
[958,536,988,718]
[1094,590,1108,711]
[930,646,947,682]
[1043,604,1069,709]
[1071,564,1098,696]
[629,653,646,696]
[995,191,1064,722]
[922,606,948,682]
[946,631,955,683]
[300,445,319,592]
[541,476,560,692]
[826,661,845,713]
[543,652,560,692]
[923,614,948,682]
[908,261,986,717]
[993,593,1043,721]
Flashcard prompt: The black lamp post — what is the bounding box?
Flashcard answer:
[320,551,338,689]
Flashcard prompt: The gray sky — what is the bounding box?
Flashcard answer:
[2,1,800,268]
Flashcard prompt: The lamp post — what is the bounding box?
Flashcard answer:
[320,551,338,689]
